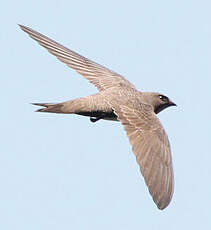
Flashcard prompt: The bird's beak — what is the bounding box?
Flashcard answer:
[169,101,177,107]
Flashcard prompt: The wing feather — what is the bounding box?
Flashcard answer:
[113,105,174,210]
[19,25,135,91]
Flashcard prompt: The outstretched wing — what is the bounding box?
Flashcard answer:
[113,104,174,210]
[19,25,135,92]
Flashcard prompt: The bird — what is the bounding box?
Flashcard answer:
[19,25,176,210]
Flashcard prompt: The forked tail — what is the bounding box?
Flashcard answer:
[32,103,65,113]
[32,96,96,114]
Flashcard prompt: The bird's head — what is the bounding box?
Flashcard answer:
[142,92,176,114]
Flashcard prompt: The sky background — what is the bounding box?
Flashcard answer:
[1,0,211,229]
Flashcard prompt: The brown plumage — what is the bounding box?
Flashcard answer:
[20,25,176,210]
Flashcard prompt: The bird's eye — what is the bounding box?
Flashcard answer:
[159,95,169,102]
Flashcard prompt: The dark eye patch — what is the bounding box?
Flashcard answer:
[159,95,169,102]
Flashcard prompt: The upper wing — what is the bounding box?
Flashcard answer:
[19,25,136,92]
[113,104,174,210]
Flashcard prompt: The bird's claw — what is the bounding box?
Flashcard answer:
[90,117,101,122]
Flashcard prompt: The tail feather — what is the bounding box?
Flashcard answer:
[32,96,97,114]
[32,103,64,113]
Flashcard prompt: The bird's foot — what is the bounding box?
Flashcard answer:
[90,117,102,122]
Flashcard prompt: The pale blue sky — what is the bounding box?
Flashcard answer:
[2,0,211,229]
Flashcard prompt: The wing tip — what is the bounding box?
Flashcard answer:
[154,191,173,210]
[19,24,27,31]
